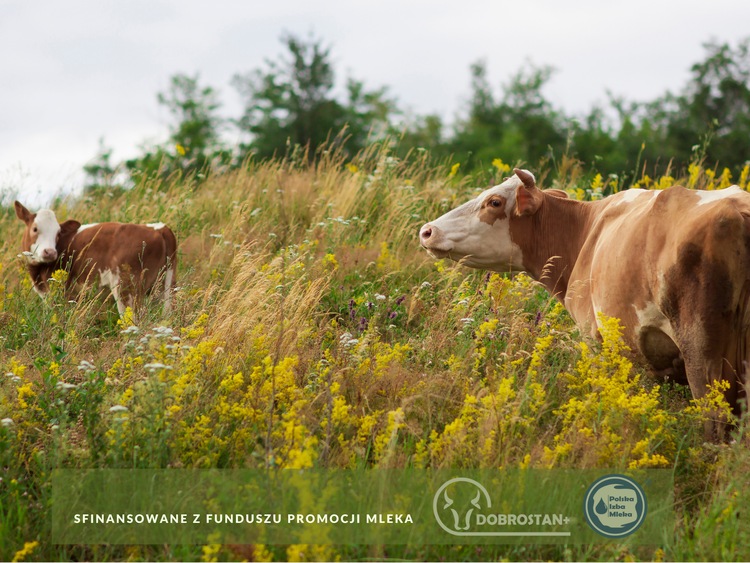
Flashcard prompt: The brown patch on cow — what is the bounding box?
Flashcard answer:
[478,195,507,225]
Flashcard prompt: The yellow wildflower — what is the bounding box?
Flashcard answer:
[654,175,675,190]
[116,306,135,329]
[590,173,603,191]
[492,158,511,174]
[12,541,39,562]
[739,162,749,190]
[17,382,35,409]
[201,545,220,562]
[717,167,733,190]
[687,163,702,188]
[322,253,339,270]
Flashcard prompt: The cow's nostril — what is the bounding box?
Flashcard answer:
[421,226,432,240]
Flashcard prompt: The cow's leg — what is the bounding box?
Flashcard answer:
[683,354,738,442]
[99,268,127,316]
[163,266,175,313]
[109,279,127,316]
[672,281,735,441]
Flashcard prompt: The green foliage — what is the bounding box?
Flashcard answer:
[232,32,397,160]
[102,34,750,193]
[159,73,223,153]
[668,38,750,168]
[82,138,119,194]
[125,73,231,181]
[449,60,567,170]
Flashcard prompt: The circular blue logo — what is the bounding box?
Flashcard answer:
[583,474,647,538]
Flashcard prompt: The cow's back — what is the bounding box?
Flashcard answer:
[64,222,174,291]
[573,185,750,398]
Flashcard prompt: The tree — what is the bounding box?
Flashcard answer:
[125,73,229,179]
[571,94,674,180]
[391,112,446,161]
[232,32,397,160]
[83,138,118,193]
[448,60,566,171]
[159,74,223,156]
[449,60,507,169]
[667,38,750,169]
[499,63,566,165]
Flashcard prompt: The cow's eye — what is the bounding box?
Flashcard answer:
[32,226,38,233]
[490,199,502,208]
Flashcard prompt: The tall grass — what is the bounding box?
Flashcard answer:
[1,146,749,561]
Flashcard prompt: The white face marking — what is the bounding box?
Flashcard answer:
[147,222,166,230]
[28,209,61,264]
[421,176,525,271]
[695,185,743,206]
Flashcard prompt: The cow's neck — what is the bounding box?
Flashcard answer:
[27,262,57,294]
[509,194,599,300]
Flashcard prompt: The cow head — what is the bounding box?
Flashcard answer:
[14,201,80,265]
[419,168,547,271]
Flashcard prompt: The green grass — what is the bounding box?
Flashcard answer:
[0,149,748,561]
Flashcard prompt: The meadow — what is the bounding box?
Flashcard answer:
[1,145,749,562]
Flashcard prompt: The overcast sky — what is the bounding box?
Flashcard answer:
[3,0,750,207]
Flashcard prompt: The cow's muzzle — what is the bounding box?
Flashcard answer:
[33,247,59,263]
[419,223,453,257]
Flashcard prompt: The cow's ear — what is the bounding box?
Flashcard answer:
[514,168,543,216]
[59,220,81,241]
[14,201,33,224]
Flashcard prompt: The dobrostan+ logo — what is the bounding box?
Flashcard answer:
[432,477,570,538]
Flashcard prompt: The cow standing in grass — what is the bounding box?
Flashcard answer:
[15,201,178,315]
[420,169,750,439]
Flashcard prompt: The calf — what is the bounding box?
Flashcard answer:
[15,201,177,315]
[420,169,750,439]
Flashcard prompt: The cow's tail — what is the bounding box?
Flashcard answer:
[160,226,178,312]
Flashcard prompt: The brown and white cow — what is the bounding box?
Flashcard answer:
[15,201,178,315]
[420,169,750,438]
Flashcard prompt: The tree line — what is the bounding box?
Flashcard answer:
[84,33,750,191]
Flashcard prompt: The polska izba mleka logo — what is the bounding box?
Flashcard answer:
[583,475,647,538]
